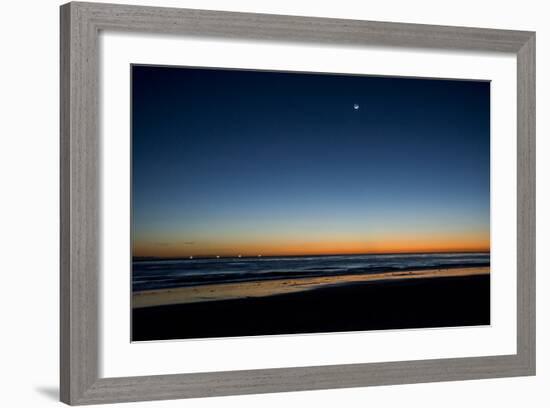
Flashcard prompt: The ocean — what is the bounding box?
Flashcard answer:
[132,252,490,292]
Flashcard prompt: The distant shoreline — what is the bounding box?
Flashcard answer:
[133,265,489,309]
[133,251,490,262]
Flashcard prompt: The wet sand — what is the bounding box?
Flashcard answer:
[132,268,490,341]
[133,266,488,308]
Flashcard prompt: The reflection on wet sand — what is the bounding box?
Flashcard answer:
[133,266,489,309]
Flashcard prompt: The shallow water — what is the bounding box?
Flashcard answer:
[132,252,489,292]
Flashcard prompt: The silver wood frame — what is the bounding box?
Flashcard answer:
[60,2,536,405]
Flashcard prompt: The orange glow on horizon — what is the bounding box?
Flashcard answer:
[133,233,490,258]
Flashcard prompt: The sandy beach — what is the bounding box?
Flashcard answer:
[132,266,490,341]
[133,266,489,309]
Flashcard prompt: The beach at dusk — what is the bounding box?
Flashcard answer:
[132,263,490,341]
[133,265,489,308]
[131,65,490,341]
[132,253,490,340]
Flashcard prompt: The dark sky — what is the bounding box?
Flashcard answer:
[132,65,490,257]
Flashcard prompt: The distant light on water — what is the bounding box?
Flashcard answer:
[353,103,360,110]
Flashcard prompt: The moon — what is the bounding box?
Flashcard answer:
[353,104,360,110]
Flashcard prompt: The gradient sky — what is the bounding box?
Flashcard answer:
[132,65,490,258]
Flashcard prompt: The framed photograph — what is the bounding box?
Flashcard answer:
[60,2,535,405]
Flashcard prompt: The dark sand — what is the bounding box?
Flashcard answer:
[132,274,490,341]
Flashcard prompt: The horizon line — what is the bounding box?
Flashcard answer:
[133,249,491,261]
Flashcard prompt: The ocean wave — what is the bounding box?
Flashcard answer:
[132,252,490,292]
